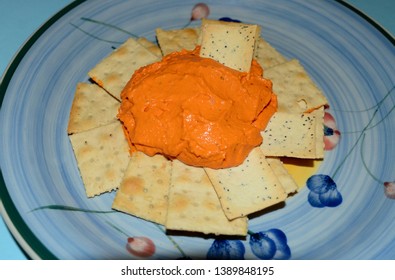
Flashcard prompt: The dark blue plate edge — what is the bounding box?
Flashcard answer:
[335,0,394,44]
[0,0,87,260]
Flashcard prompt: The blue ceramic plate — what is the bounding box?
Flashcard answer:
[1,0,394,259]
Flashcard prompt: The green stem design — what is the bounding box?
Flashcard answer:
[341,87,394,134]
[342,104,394,134]
[29,204,116,214]
[332,85,394,113]
[155,224,188,258]
[332,93,385,179]
[331,85,395,178]
[80,17,139,38]
[105,220,129,237]
[70,22,124,44]
[360,133,384,184]
[182,20,193,29]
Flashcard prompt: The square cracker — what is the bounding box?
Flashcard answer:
[264,59,328,113]
[67,83,120,134]
[204,148,287,220]
[88,38,160,100]
[199,19,260,72]
[254,37,288,70]
[166,160,248,236]
[311,107,325,159]
[156,27,200,56]
[112,152,172,225]
[260,111,321,158]
[266,157,298,195]
[69,121,130,197]
[137,37,163,58]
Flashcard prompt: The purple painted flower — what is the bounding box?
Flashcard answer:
[249,229,291,260]
[191,3,210,21]
[126,236,155,258]
[307,174,343,208]
[207,239,245,260]
[384,181,395,199]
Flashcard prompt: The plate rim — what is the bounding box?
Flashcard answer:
[0,0,87,260]
[0,0,394,260]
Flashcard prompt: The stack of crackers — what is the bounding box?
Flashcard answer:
[67,19,327,236]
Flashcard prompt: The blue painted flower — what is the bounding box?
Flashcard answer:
[219,17,241,23]
[207,239,245,260]
[307,174,342,207]
[249,229,291,260]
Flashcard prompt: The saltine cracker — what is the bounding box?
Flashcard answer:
[166,160,248,236]
[112,152,172,225]
[264,59,328,113]
[254,37,288,70]
[69,121,130,197]
[88,38,161,100]
[260,112,321,158]
[205,148,287,220]
[200,19,260,72]
[67,83,119,134]
[156,27,200,56]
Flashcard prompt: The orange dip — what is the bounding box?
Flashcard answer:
[118,48,277,169]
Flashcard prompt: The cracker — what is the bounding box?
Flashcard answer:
[88,38,160,100]
[204,148,287,220]
[312,107,325,159]
[137,37,163,58]
[156,27,200,56]
[199,19,260,72]
[266,157,298,195]
[166,160,248,236]
[69,121,130,197]
[264,59,328,113]
[254,37,288,70]
[260,111,320,158]
[67,83,120,134]
[112,152,172,225]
